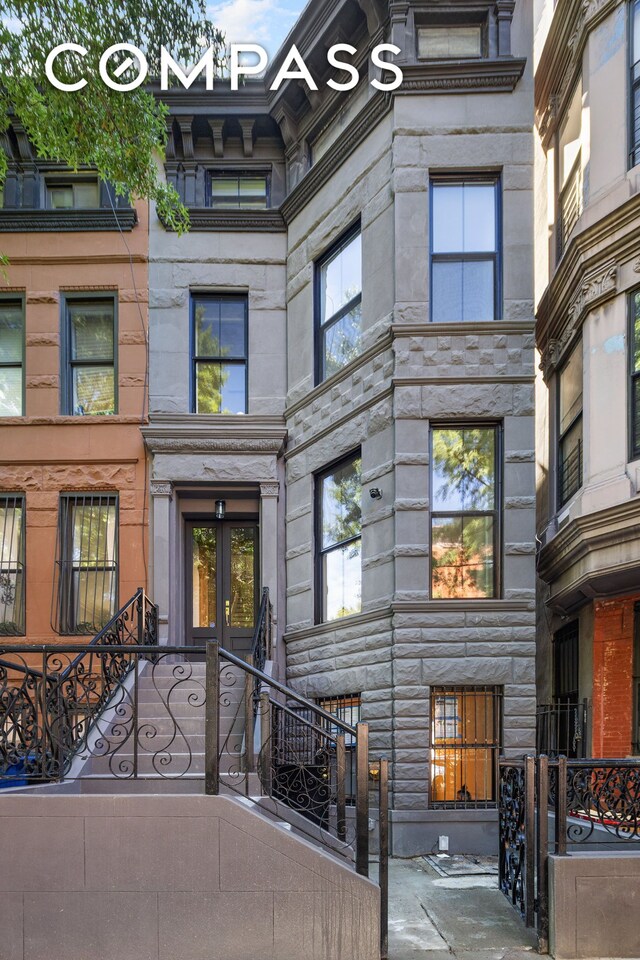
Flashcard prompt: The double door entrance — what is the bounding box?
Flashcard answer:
[186,520,258,654]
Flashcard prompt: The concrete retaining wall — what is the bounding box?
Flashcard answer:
[549,852,640,958]
[0,793,379,960]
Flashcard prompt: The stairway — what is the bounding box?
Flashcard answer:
[80,659,259,794]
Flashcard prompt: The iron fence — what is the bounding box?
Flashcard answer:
[536,699,589,758]
[498,754,640,953]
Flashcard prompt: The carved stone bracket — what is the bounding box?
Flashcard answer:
[238,119,255,158]
[150,481,173,498]
[540,261,618,380]
[208,119,225,159]
[634,257,640,274]
[176,116,194,160]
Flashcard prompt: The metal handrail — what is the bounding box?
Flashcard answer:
[251,587,271,673]
[0,587,153,681]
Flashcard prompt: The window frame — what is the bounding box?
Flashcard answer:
[630,0,640,169]
[429,174,503,324]
[417,23,485,60]
[557,339,584,509]
[55,492,119,636]
[45,176,101,210]
[429,422,503,600]
[0,493,26,636]
[60,293,118,417]
[629,289,640,461]
[314,221,363,386]
[189,293,249,415]
[429,684,503,809]
[0,293,26,417]
[206,170,271,210]
[314,449,363,625]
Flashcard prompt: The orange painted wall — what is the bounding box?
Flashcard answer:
[591,594,638,758]
[0,201,149,644]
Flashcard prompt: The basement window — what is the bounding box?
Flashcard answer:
[430,685,502,808]
[0,494,25,636]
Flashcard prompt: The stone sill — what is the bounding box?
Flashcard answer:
[0,416,144,426]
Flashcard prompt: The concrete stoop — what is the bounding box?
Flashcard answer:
[0,791,380,960]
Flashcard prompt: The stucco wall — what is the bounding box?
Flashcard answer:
[0,792,380,960]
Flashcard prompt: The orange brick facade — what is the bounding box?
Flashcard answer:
[591,595,639,758]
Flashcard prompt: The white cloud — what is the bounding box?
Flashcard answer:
[208,0,301,55]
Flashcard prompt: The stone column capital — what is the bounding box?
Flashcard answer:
[150,480,173,498]
[260,482,280,499]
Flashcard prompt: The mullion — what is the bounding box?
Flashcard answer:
[321,292,362,333]
[320,532,361,557]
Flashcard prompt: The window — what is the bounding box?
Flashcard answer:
[630,290,640,459]
[317,454,362,622]
[316,226,362,382]
[430,686,502,808]
[0,495,25,635]
[631,0,640,167]
[418,25,482,59]
[0,300,24,416]
[192,295,248,414]
[46,179,100,209]
[430,425,500,599]
[318,694,361,803]
[558,340,583,507]
[55,494,118,635]
[208,173,268,209]
[430,178,500,322]
[557,81,583,258]
[63,299,116,416]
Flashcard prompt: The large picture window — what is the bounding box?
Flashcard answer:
[630,290,640,459]
[317,454,362,622]
[0,300,24,417]
[430,177,500,323]
[631,0,640,168]
[430,685,502,808]
[55,493,118,635]
[431,425,500,599]
[192,295,248,414]
[316,225,362,382]
[64,298,116,416]
[558,340,583,507]
[0,494,25,635]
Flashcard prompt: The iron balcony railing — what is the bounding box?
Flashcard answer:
[557,155,583,260]
[536,699,589,759]
[558,436,582,508]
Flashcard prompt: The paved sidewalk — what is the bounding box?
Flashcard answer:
[385,857,538,960]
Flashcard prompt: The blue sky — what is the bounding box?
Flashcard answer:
[207,0,309,57]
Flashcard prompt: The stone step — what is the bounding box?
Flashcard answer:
[87,750,246,776]
[77,772,263,796]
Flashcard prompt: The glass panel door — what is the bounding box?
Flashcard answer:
[186,520,258,653]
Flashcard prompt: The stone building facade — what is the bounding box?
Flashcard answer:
[0,137,148,647]
[535,0,640,761]
[145,0,536,854]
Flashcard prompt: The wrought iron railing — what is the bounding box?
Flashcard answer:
[0,588,157,781]
[557,155,582,260]
[536,699,589,758]
[558,436,582,507]
[499,755,640,953]
[251,587,272,675]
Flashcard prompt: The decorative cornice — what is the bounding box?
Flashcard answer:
[396,58,527,96]
[142,416,287,457]
[538,190,640,368]
[280,92,393,224]
[162,207,286,233]
[0,208,137,232]
[538,495,640,609]
[540,260,619,379]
